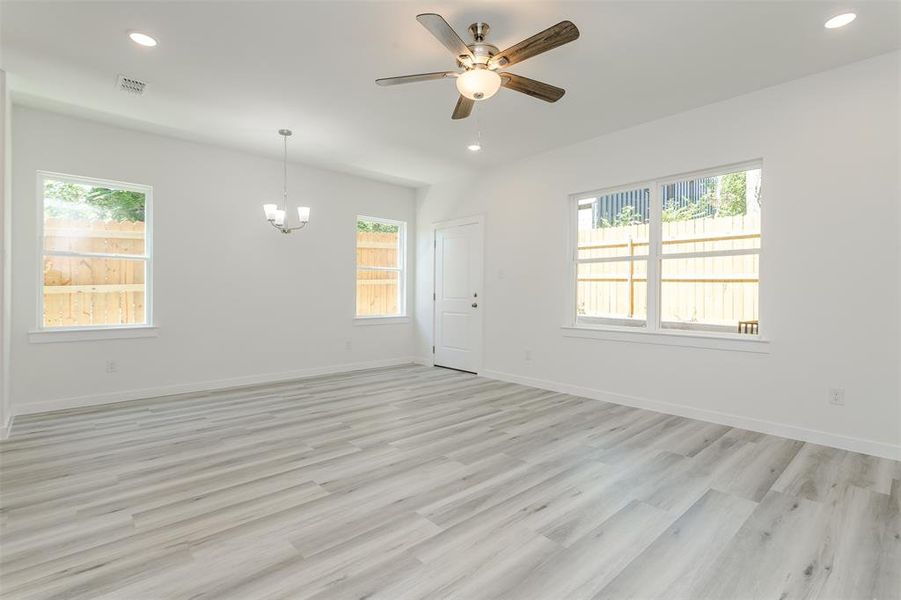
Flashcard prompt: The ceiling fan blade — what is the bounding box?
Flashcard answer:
[376,71,457,86]
[500,73,565,102]
[452,95,474,120]
[417,13,474,60]
[489,21,579,69]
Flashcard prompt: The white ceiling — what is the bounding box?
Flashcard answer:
[2,1,899,187]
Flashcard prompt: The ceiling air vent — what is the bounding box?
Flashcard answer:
[116,74,148,96]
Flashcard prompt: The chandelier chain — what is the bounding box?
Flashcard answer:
[283,132,288,208]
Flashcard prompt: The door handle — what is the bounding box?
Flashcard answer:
[471,302,478,308]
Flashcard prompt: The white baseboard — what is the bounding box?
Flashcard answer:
[480,369,901,461]
[13,357,420,418]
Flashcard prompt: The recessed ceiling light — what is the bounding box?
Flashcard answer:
[467,143,482,152]
[129,32,158,47]
[824,13,856,29]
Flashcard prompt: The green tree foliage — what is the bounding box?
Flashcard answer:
[356,220,398,233]
[661,171,752,222]
[600,205,647,228]
[86,188,146,221]
[662,197,711,222]
[43,180,145,222]
[714,172,747,217]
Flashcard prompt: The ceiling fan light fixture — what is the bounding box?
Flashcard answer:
[376,14,579,119]
[456,68,502,101]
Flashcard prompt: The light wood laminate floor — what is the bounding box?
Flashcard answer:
[1,364,898,600]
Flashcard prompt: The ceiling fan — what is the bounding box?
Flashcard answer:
[376,13,579,120]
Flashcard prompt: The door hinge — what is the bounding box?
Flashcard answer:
[432,345,435,354]
[433,292,436,301]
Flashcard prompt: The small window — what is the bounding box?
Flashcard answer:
[571,162,761,336]
[39,172,152,329]
[356,216,405,317]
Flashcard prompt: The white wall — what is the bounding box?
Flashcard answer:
[1,70,11,436]
[10,106,416,414]
[416,52,901,458]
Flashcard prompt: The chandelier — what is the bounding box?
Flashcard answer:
[262,129,311,233]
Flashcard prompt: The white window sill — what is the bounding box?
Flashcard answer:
[29,326,159,344]
[561,324,770,353]
[353,316,411,326]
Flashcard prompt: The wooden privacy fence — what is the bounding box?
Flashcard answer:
[42,219,146,327]
[42,217,756,329]
[577,215,760,326]
[356,231,401,316]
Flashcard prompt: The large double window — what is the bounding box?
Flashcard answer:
[572,162,761,335]
[38,172,152,330]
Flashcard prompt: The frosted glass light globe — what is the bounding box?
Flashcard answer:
[456,68,502,101]
[263,204,279,220]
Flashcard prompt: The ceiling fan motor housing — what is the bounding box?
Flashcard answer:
[468,22,490,41]
[462,22,498,66]
[465,44,498,66]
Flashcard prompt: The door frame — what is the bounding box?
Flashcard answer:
[431,214,485,374]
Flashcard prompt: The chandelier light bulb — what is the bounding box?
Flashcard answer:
[297,206,310,223]
[456,68,502,101]
[263,203,278,220]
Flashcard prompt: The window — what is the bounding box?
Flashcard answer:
[576,186,650,327]
[39,172,151,330]
[572,162,761,335]
[355,216,405,318]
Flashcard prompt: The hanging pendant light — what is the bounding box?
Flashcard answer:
[263,129,310,234]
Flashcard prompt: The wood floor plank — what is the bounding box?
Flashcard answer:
[712,434,805,501]
[874,478,901,600]
[593,489,758,599]
[687,490,824,599]
[1,364,897,600]
[506,500,674,599]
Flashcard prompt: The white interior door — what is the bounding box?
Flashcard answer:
[434,219,483,373]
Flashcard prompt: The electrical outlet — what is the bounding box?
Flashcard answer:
[828,387,845,406]
[105,360,119,374]
[524,348,532,361]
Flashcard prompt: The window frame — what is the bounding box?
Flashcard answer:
[354,215,407,320]
[572,181,654,329]
[567,160,765,345]
[34,171,154,335]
